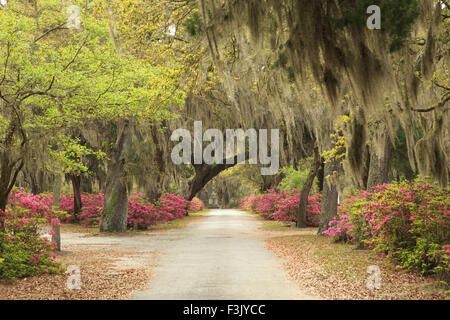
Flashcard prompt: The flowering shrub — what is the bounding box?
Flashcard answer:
[127,192,158,230]
[243,190,286,220]
[240,195,258,212]
[189,197,204,213]
[0,188,196,280]
[8,188,59,226]
[273,190,321,226]
[158,193,188,222]
[1,188,61,280]
[59,192,190,228]
[59,194,104,226]
[240,189,321,226]
[323,181,450,278]
[8,189,194,232]
[321,191,372,242]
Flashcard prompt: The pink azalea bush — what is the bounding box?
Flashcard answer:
[240,195,258,211]
[243,190,286,220]
[189,197,204,213]
[323,181,450,279]
[273,190,321,227]
[0,188,61,280]
[58,192,192,228]
[240,189,321,226]
[127,192,158,230]
[59,193,103,226]
[7,189,199,231]
[158,193,188,222]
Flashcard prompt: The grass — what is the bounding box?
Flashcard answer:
[60,209,210,235]
[61,223,100,235]
[188,209,210,217]
[261,221,293,231]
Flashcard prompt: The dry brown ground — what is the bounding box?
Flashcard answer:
[0,212,207,300]
[265,229,449,300]
[0,244,157,300]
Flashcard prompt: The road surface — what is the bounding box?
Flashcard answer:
[131,209,318,300]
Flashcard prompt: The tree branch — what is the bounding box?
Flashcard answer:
[62,36,89,72]
[34,22,68,42]
[0,41,10,86]
[6,159,24,196]
[410,94,450,112]
[18,75,56,104]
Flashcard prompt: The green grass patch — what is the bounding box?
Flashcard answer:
[188,209,210,217]
[61,223,101,235]
[261,221,293,230]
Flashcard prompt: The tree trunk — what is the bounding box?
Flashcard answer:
[296,147,320,228]
[30,170,44,195]
[317,158,325,192]
[367,134,392,190]
[0,107,26,211]
[81,176,93,194]
[0,154,24,211]
[70,173,82,222]
[100,120,132,232]
[318,160,340,234]
[52,174,62,251]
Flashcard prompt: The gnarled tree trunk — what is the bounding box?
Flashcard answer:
[296,146,320,228]
[100,120,132,232]
[318,159,340,234]
[52,174,62,251]
[0,155,23,211]
[69,173,82,222]
[0,117,26,211]
[367,134,392,190]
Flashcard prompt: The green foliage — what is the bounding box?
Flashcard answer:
[279,166,312,191]
[0,0,185,189]
[396,238,448,278]
[49,136,106,174]
[0,205,63,281]
[183,12,203,36]
[0,231,62,280]
[322,116,348,164]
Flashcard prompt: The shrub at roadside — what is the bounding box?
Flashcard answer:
[243,190,286,220]
[127,192,158,230]
[59,193,103,226]
[274,191,321,227]
[0,188,201,281]
[58,192,193,228]
[189,197,204,213]
[0,188,62,280]
[323,181,450,279]
[158,193,188,222]
[240,189,321,226]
